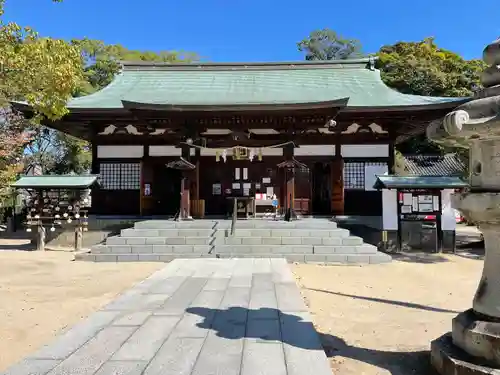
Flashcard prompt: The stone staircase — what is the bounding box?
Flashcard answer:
[76,219,391,264]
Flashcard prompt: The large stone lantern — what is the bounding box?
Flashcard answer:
[427,38,500,374]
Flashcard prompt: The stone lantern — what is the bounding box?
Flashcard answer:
[427,38,500,374]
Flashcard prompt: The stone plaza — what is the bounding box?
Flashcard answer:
[1,258,333,375]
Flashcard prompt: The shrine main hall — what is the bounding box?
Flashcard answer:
[16,58,468,218]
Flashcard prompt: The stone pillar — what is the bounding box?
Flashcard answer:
[427,38,500,374]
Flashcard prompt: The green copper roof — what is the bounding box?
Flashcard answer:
[12,175,99,189]
[373,176,468,190]
[67,59,467,109]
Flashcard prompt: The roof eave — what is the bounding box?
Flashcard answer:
[343,98,471,113]
[12,175,100,189]
[373,176,468,190]
[121,98,350,112]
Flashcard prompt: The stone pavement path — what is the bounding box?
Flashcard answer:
[2,258,332,375]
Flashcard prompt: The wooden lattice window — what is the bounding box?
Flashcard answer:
[99,163,141,190]
[344,162,365,190]
[344,162,388,190]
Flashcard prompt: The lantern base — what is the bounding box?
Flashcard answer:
[431,309,500,374]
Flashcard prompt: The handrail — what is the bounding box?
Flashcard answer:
[230,197,237,236]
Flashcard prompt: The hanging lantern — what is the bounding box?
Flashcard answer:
[249,148,255,162]
[258,148,263,161]
[215,150,220,162]
[222,149,227,163]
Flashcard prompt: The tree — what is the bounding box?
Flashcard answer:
[0,108,29,200]
[0,0,84,200]
[377,37,486,97]
[72,39,198,95]
[297,28,363,60]
[376,38,486,156]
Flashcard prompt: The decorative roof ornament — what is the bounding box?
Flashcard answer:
[426,38,500,146]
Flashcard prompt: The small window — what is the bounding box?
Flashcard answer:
[99,163,140,190]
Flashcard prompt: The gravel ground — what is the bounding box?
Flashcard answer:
[292,254,483,375]
[0,248,162,371]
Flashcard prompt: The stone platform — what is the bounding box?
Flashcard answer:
[1,258,333,375]
[77,219,391,264]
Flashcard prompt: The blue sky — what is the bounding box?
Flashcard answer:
[4,0,497,62]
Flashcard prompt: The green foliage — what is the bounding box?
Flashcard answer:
[376,37,486,97]
[377,38,486,155]
[297,28,363,60]
[0,0,84,203]
[72,39,198,95]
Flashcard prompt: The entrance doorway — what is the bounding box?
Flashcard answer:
[152,165,182,216]
[312,162,331,215]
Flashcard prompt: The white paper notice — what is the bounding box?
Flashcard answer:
[262,177,271,183]
[232,182,240,189]
[433,196,440,211]
[412,196,419,211]
[235,168,240,180]
[243,168,248,180]
[243,183,251,189]
[403,193,413,206]
[266,186,274,196]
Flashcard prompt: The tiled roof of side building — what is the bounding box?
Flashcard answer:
[401,154,466,177]
[65,59,469,109]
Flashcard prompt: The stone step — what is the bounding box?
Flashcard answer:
[214,228,350,238]
[121,228,214,237]
[107,236,213,246]
[76,252,391,264]
[92,244,212,254]
[215,236,363,246]
[134,220,217,229]
[213,244,377,254]
[216,220,338,229]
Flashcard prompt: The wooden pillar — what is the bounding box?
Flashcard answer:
[180,173,191,219]
[331,142,344,215]
[286,170,295,209]
[179,145,192,220]
[194,148,200,201]
[284,143,295,209]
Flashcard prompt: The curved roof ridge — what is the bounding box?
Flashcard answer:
[119,57,376,71]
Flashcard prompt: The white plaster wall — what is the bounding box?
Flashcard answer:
[97,145,144,158]
[341,144,389,158]
[441,189,457,231]
[149,145,181,157]
[382,189,398,230]
[294,145,335,156]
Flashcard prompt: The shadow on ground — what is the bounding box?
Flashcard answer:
[305,288,461,314]
[186,306,437,375]
[389,252,450,264]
